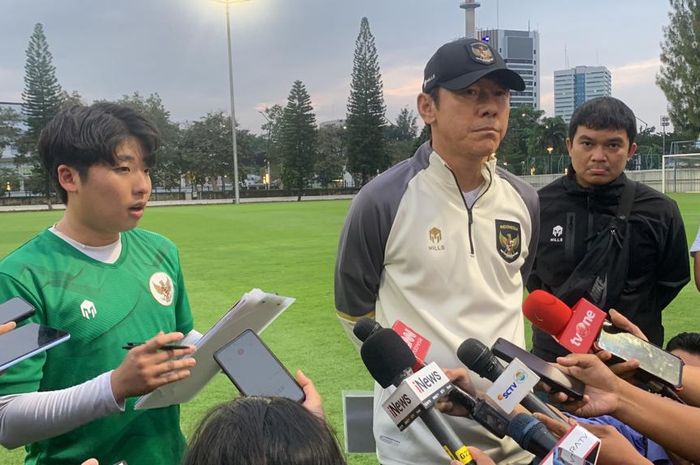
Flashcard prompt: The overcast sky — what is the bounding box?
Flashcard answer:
[0,0,672,134]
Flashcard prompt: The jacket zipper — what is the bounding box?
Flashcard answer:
[447,165,493,256]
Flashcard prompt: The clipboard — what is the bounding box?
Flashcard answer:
[134,288,294,410]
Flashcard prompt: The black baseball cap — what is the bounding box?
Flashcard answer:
[422,38,525,93]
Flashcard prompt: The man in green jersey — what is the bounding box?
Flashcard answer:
[0,103,198,465]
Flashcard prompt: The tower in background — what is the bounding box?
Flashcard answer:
[460,0,481,38]
[477,28,540,109]
[554,65,611,123]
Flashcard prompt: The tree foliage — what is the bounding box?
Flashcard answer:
[657,0,700,137]
[386,107,419,164]
[315,125,346,187]
[21,23,65,203]
[110,92,184,191]
[280,80,317,200]
[0,107,22,152]
[179,111,232,192]
[346,17,388,185]
[260,104,285,181]
[22,23,64,150]
[497,108,569,174]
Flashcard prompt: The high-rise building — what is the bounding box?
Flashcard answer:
[554,65,612,123]
[477,29,540,109]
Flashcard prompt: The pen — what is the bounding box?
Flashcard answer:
[122,342,190,350]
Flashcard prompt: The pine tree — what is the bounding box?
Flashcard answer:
[21,23,64,204]
[22,23,64,149]
[656,0,700,137]
[346,17,388,186]
[280,80,317,201]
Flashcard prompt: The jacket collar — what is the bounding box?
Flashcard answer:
[415,141,496,193]
[563,169,628,206]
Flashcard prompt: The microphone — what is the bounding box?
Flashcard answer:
[361,328,474,464]
[353,318,477,413]
[507,413,558,459]
[523,290,605,353]
[457,339,561,421]
[353,317,382,342]
[523,290,685,393]
[361,329,560,460]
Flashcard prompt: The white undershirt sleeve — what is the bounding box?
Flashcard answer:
[0,371,121,449]
[0,329,203,449]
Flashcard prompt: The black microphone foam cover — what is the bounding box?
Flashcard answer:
[360,328,417,388]
[353,317,382,342]
[457,338,503,380]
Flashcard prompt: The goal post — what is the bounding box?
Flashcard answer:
[661,153,700,194]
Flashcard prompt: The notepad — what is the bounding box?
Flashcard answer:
[134,288,295,410]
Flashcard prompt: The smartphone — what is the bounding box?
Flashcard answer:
[0,323,70,371]
[596,323,683,388]
[0,297,35,325]
[213,329,305,402]
[491,338,585,399]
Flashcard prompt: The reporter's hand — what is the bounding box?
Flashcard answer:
[0,321,16,336]
[0,321,17,374]
[449,447,496,465]
[81,459,99,465]
[296,369,324,418]
[535,414,652,465]
[110,331,196,403]
[552,353,621,416]
[608,309,648,341]
[436,367,476,418]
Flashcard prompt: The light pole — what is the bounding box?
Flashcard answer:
[214,0,249,204]
[259,110,272,190]
[546,146,554,174]
[661,115,670,156]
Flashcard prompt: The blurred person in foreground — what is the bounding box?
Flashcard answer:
[182,371,343,465]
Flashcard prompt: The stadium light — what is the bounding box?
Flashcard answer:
[213,0,250,205]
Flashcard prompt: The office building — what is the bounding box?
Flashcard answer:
[477,29,540,109]
[554,65,612,123]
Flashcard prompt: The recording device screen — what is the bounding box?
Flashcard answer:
[214,329,305,402]
[0,323,70,371]
[0,297,35,325]
[491,338,584,399]
[596,324,684,388]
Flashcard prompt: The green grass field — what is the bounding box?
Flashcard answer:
[1,195,699,465]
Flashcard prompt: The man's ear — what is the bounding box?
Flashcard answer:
[57,165,80,194]
[417,92,437,126]
[627,142,638,159]
[565,137,573,157]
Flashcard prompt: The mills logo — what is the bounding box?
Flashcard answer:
[428,227,445,251]
[497,370,528,400]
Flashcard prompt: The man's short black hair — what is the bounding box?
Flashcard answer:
[38,102,160,203]
[568,96,637,145]
[666,332,700,356]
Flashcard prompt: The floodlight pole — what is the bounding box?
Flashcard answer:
[217,0,249,204]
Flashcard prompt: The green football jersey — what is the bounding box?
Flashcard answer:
[0,228,194,465]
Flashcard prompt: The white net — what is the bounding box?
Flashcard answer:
[661,153,700,193]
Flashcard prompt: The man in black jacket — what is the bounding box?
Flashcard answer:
[528,97,689,361]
